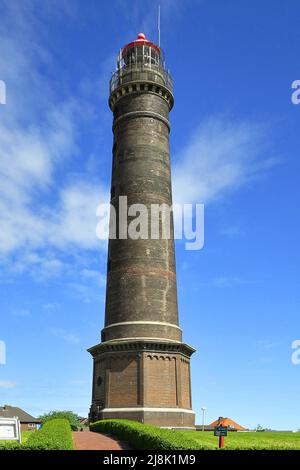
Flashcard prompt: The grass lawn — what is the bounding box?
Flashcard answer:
[177,431,300,450]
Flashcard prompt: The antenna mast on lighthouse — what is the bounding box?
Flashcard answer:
[158,4,161,47]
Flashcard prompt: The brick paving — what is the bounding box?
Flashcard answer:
[73,431,125,450]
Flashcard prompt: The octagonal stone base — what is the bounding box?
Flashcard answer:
[88,339,196,429]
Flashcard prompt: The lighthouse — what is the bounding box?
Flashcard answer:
[88,33,196,428]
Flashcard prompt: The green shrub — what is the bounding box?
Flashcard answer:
[90,419,203,450]
[26,419,74,450]
[0,441,22,450]
[0,419,74,451]
[39,411,81,431]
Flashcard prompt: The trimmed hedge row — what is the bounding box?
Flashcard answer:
[26,418,74,450]
[0,419,73,450]
[0,441,21,450]
[90,419,204,450]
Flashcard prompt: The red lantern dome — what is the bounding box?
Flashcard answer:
[121,32,161,59]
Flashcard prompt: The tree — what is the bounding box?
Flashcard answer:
[255,424,265,432]
[39,411,82,430]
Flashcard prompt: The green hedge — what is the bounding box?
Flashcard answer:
[0,441,22,450]
[90,419,203,450]
[26,418,74,450]
[0,419,73,450]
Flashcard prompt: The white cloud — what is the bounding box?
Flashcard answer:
[0,5,78,258]
[43,303,57,311]
[257,340,281,350]
[193,276,260,288]
[11,308,31,317]
[0,105,81,256]
[0,381,17,388]
[173,116,278,205]
[80,268,106,285]
[50,328,80,345]
[48,182,109,250]
[0,1,109,275]
[213,276,251,287]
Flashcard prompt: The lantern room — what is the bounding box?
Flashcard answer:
[109,33,173,95]
[120,32,163,68]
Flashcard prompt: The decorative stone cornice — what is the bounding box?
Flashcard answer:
[109,80,174,112]
[88,338,195,359]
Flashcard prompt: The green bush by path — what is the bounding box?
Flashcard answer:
[90,419,300,451]
[39,410,81,431]
[90,419,203,450]
[26,418,74,450]
[0,419,74,450]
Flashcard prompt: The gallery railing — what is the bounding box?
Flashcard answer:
[109,63,173,94]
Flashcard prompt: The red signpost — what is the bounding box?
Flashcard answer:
[219,435,225,448]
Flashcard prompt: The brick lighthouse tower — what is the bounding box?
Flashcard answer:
[88,33,196,428]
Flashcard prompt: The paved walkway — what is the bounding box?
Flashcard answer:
[73,431,125,450]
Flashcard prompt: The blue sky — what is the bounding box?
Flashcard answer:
[0,0,300,430]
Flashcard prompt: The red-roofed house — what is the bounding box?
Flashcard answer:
[210,417,248,431]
